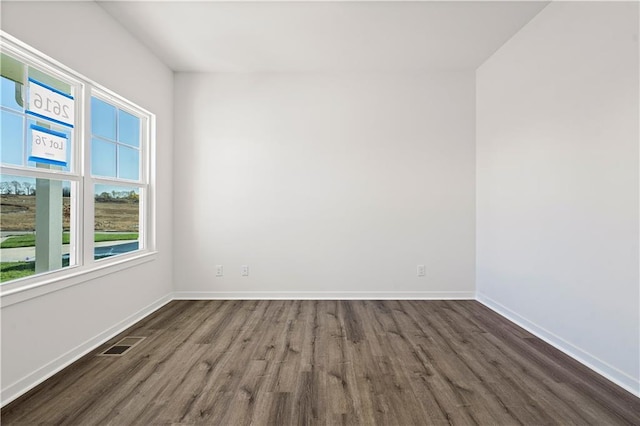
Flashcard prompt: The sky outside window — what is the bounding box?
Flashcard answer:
[91,96,140,181]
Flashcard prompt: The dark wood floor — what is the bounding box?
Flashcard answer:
[2,300,639,425]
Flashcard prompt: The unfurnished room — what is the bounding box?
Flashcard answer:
[0,0,639,424]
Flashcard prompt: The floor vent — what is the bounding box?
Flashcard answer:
[99,336,146,357]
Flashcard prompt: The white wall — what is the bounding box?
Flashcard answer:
[476,2,639,395]
[1,2,174,404]
[174,72,475,298]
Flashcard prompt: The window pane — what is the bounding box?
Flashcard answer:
[0,174,73,283]
[29,68,71,96]
[26,119,71,171]
[94,184,140,260]
[1,110,24,166]
[91,97,116,140]
[118,109,140,147]
[91,138,116,178]
[118,145,139,181]
[1,76,23,111]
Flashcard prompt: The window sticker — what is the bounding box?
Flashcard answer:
[28,124,68,166]
[27,78,74,128]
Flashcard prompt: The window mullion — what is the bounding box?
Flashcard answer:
[21,63,28,165]
[70,81,86,268]
[145,115,155,252]
[82,89,94,268]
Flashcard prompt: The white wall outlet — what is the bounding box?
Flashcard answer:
[241,265,249,276]
[215,265,223,277]
[417,265,425,277]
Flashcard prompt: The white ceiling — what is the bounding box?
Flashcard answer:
[98,1,549,72]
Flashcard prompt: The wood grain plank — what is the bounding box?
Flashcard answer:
[2,300,638,425]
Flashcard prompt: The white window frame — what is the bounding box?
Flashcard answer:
[0,32,157,304]
[88,90,152,262]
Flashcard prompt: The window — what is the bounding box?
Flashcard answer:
[0,33,155,289]
[90,95,148,260]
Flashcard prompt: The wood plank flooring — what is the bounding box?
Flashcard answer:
[2,300,639,425]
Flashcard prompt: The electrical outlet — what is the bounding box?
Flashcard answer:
[417,265,425,277]
[241,265,249,276]
[215,265,223,277]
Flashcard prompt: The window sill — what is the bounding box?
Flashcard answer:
[0,250,158,308]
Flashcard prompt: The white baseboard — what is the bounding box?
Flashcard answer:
[1,293,173,407]
[476,293,640,398]
[173,290,476,300]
